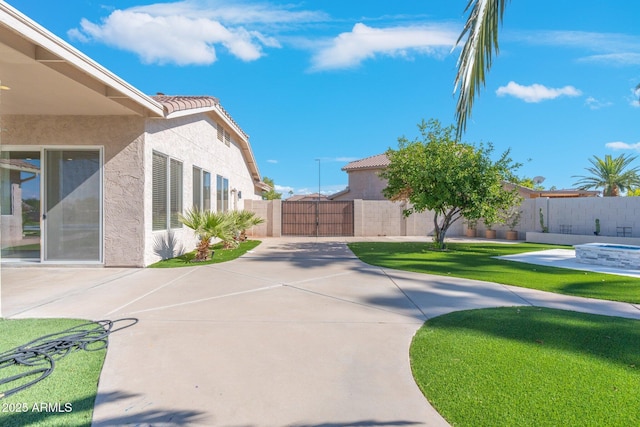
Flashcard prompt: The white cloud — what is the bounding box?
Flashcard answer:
[515,30,640,66]
[67,0,327,65]
[630,86,640,108]
[585,96,612,110]
[580,53,640,66]
[127,0,328,25]
[495,81,582,103]
[266,159,278,164]
[310,23,457,71]
[274,184,293,193]
[333,156,360,162]
[606,141,640,151]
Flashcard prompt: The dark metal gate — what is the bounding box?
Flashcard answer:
[282,201,354,236]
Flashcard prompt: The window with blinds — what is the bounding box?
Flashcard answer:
[203,171,211,211]
[224,130,231,147]
[170,159,183,228]
[152,152,168,231]
[216,174,229,212]
[193,167,211,211]
[217,123,224,142]
[152,151,183,230]
[193,166,202,209]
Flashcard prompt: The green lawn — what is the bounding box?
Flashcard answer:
[148,239,261,268]
[411,307,640,427]
[348,242,640,303]
[0,318,107,427]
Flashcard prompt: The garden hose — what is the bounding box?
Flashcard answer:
[0,318,138,399]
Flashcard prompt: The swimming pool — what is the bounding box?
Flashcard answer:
[574,243,640,269]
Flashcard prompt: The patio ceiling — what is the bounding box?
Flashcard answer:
[0,3,163,117]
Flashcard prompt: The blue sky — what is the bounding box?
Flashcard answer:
[6,0,640,196]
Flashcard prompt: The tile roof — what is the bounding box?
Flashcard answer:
[151,94,248,140]
[152,95,219,115]
[286,193,330,202]
[342,153,389,171]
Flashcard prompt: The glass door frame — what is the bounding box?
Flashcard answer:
[1,145,104,264]
[0,146,42,262]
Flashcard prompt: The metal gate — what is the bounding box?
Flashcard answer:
[282,201,354,236]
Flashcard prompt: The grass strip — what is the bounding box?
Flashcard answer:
[410,307,640,427]
[348,242,640,303]
[0,318,106,427]
[148,239,261,268]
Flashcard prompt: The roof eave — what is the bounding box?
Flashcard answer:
[0,2,164,117]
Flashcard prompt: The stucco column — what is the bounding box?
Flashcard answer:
[353,199,363,237]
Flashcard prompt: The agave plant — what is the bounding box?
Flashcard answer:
[179,208,233,261]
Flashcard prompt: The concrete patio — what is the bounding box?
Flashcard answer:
[2,237,640,426]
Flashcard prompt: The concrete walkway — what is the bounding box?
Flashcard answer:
[2,237,640,426]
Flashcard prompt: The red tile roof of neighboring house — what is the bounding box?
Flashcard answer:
[342,153,389,171]
[286,193,329,202]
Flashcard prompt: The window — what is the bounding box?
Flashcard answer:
[193,167,211,211]
[152,152,183,231]
[216,122,231,147]
[152,153,167,230]
[216,174,229,212]
[170,159,182,228]
[217,123,224,142]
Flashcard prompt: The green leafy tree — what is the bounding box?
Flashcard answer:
[382,119,521,249]
[572,154,640,197]
[262,176,282,200]
[517,177,544,190]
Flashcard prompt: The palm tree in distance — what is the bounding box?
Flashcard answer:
[572,154,640,197]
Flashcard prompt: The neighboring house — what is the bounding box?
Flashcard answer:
[0,3,268,266]
[286,193,329,202]
[503,183,599,199]
[331,153,599,201]
[330,153,390,200]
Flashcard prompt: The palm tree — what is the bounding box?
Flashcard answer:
[179,209,233,261]
[454,0,509,138]
[572,154,640,196]
[226,210,265,248]
[454,3,638,136]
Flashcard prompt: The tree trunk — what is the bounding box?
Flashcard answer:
[433,209,460,249]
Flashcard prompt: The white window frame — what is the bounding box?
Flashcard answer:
[152,151,183,231]
[193,166,211,211]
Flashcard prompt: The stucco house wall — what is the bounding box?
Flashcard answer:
[143,113,262,265]
[1,4,266,267]
[2,115,147,266]
[332,169,387,201]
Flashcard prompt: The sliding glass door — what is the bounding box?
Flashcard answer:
[44,149,102,262]
[0,151,41,259]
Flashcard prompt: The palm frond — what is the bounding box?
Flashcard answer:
[454,0,510,138]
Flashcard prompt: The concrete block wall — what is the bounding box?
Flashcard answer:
[244,199,281,237]
[523,197,640,237]
[248,199,464,238]
[246,196,640,241]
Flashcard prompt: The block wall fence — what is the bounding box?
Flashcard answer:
[244,197,640,241]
